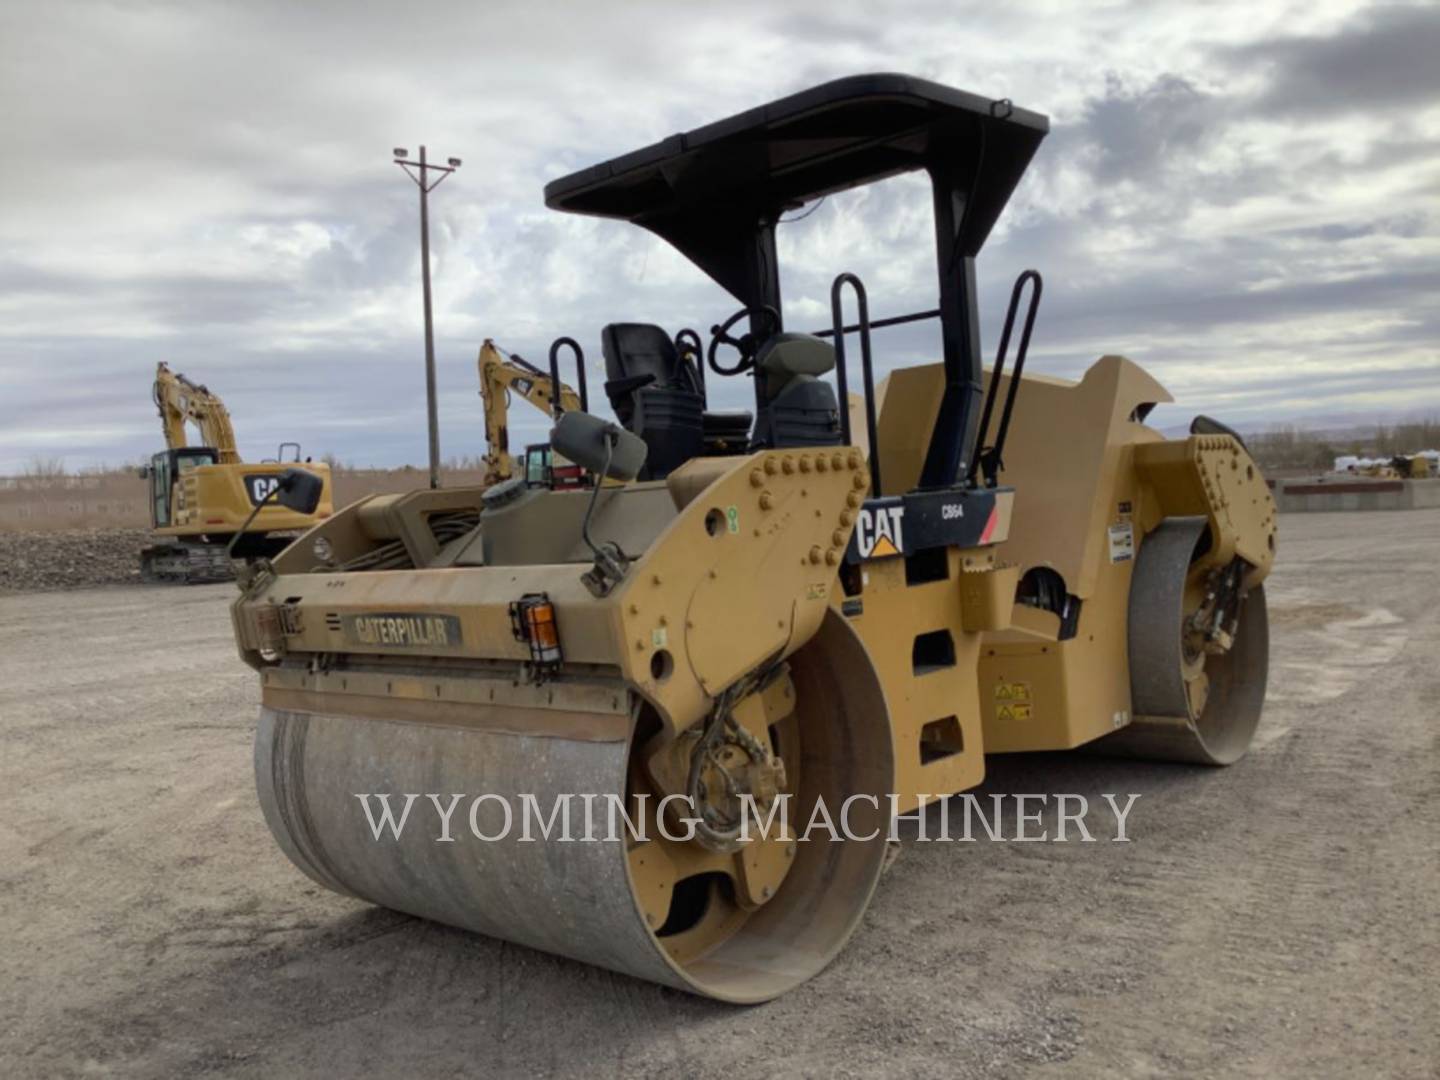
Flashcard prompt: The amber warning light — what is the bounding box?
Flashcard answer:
[509,593,563,670]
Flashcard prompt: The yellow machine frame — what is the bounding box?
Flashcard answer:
[224,74,1278,1003]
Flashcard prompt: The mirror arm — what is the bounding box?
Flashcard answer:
[226,488,280,563]
[578,432,632,598]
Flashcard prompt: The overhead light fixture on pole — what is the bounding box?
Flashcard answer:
[393,145,462,489]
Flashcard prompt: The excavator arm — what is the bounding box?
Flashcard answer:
[153,362,240,464]
[477,339,582,484]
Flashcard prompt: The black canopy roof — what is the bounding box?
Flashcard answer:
[544,73,1049,295]
[545,74,1050,492]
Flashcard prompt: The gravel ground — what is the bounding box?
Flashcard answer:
[0,528,149,592]
[0,510,1436,1078]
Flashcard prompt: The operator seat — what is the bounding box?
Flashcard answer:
[601,323,704,480]
[750,333,843,449]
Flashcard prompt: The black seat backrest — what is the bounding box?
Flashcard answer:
[750,333,843,450]
[601,323,700,425]
[600,323,704,479]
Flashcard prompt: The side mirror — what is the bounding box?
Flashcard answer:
[225,467,324,567]
[274,467,325,514]
[550,411,647,482]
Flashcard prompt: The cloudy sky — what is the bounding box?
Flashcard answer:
[0,0,1435,473]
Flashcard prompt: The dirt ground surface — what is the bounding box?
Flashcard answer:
[2,510,1436,1079]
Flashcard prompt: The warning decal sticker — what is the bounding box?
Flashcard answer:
[1107,522,1135,563]
[994,681,1032,721]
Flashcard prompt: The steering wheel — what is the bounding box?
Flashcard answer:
[707,305,782,376]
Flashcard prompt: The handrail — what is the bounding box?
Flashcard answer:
[969,270,1042,487]
[813,306,940,339]
[547,337,588,417]
[674,328,705,403]
[829,272,883,497]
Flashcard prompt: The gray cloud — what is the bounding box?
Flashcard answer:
[1078,74,1222,184]
[1225,4,1440,115]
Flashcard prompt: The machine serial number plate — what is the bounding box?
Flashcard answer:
[342,612,464,648]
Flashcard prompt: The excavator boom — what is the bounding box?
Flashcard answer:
[153,362,240,463]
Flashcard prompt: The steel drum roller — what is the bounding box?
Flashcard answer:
[254,612,894,1003]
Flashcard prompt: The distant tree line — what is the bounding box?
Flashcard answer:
[13,420,1439,483]
[1248,419,1440,471]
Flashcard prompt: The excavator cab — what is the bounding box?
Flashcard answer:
[145,446,220,528]
[521,442,586,489]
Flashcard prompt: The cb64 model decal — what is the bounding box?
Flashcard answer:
[845,490,1006,563]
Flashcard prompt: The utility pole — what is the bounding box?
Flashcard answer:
[393,145,461,489]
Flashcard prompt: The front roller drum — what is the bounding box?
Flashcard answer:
[1096,516,1269,765]
[253,611,893,1003]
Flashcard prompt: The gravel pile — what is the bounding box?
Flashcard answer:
[0,528,151,593]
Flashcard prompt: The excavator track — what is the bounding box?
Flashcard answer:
[139,542,234,585]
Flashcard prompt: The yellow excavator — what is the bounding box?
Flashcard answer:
[141,362,334,583]
[476,338,586,487]
[230,75,1275,1002]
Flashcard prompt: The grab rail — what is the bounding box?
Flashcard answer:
[547,336,588,417]
[829,272,883,497]
[969,270,1042,487]
[674,327,706,404]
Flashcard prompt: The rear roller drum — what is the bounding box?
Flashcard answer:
[253,611,893,1003]
[1097,516,1269,765]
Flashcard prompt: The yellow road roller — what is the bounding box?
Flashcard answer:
[231,75,1276,1002]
